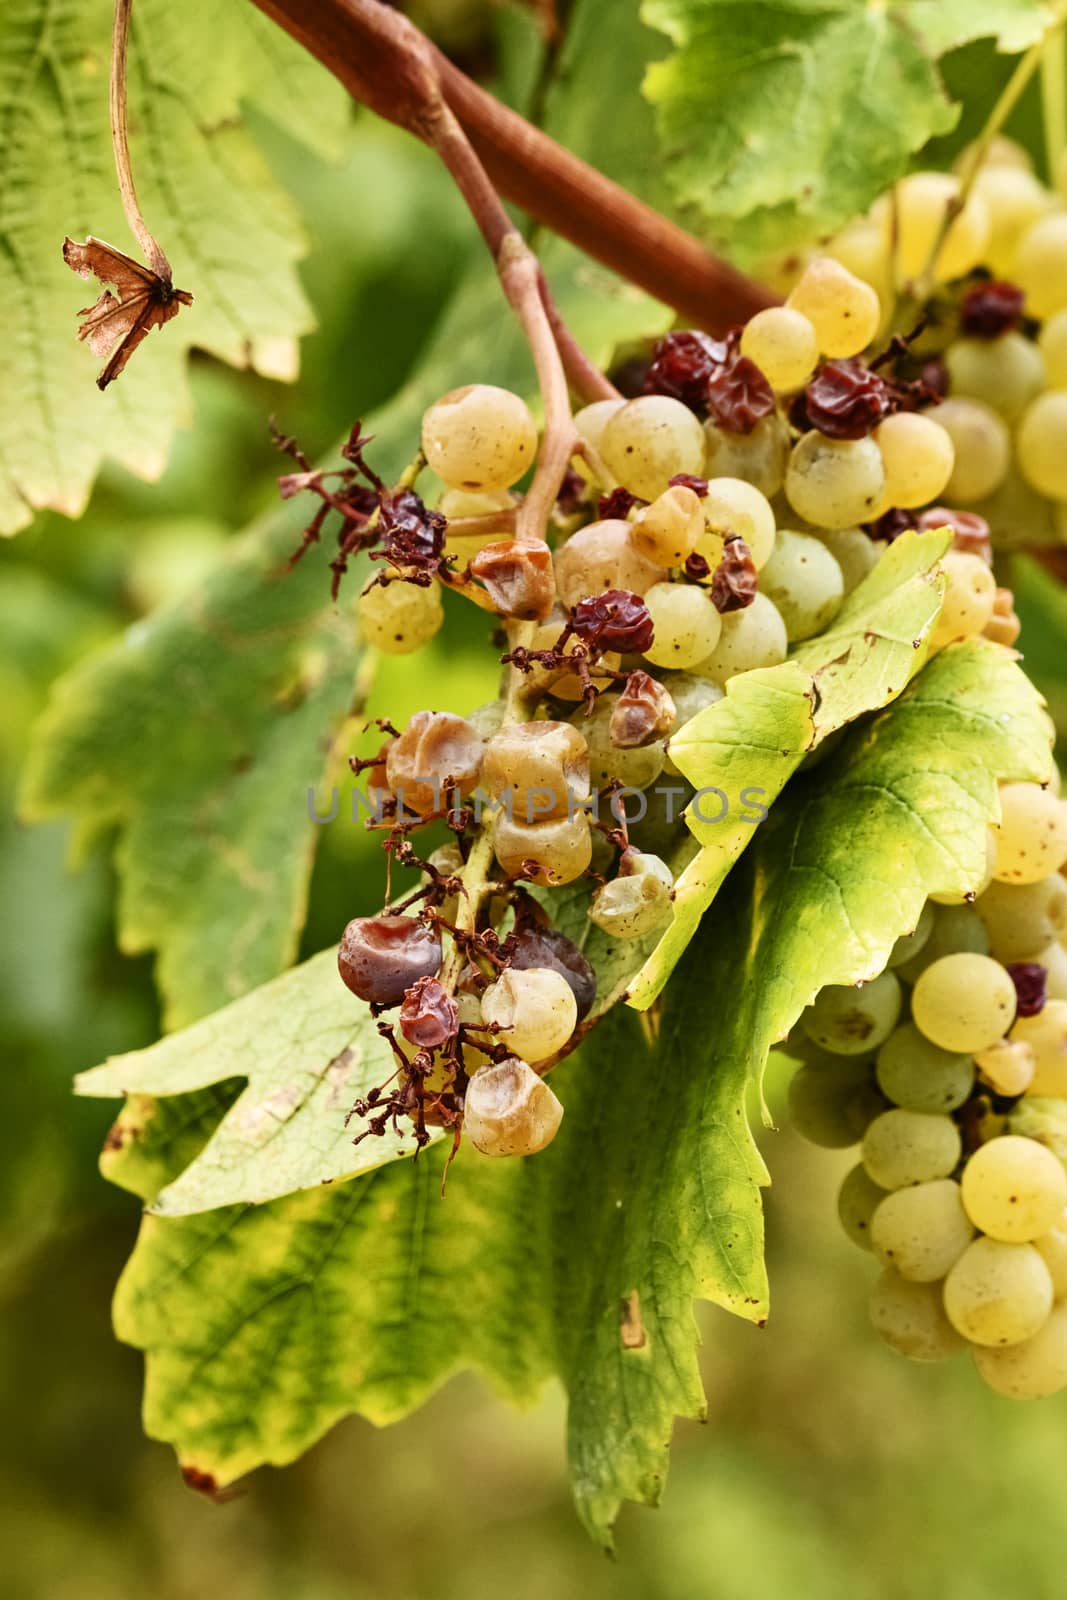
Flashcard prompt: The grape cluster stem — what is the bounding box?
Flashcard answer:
[437,617,537,995]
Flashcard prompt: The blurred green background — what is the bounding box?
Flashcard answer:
[5,29,1067,1600]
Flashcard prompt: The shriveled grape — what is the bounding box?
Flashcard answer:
[464,1058,564,1157]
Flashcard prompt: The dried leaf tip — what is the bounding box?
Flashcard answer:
[63,235,192,389]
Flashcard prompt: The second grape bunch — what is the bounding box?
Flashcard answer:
[791,777,1067,1398]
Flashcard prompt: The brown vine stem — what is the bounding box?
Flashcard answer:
[110,0,171,280]
[536,267,620,402]
[244,0,778,330]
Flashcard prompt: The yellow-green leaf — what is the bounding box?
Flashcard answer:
[78,950,414,1213]
[628,530,949,1009]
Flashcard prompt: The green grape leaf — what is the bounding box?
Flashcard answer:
[77,951,412,1213]
[641,0,1058,266]
[792,527,951,735]
[727,640,1051,1077]
[101,1084,243,1204]
[906,2,1060,55]
[0,0,348,534]
[19,531,359,1032]
[1009,1097,1067,1160]
[105,639,1049,1544]
[627,529,950,1009]
[106,928,766,1544]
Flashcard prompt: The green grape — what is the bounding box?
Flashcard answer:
[481,967,578,1062]
[493,813,592,887]
[974,1038,1035,1098]
[961,1135,1067,1244]
[482,720,589,823]
[573,397,625,463]
[573,693,666,791]
[631,485,705,567]
[887,903,935,970]
[663,670,724,728]
[838,1162,887,1251]
[785,431,886,530]
[973,464,1060,551]
[869,1269,967,1362]
[808,525,881,595]
[1017,391,1067,501]
[1038,307,1067,389]
[600,395,706,499]
[883,171,990,283]
[439,487,515,560]
[992,783,1067,885]
[929,399,1010,503]
[787,1058,883,1148]
[874,412,955,509]
[1013,212,1067,319]
[421,384,537,491]
[928,551,997,653]
[912,953,1016,1053]
[800,969,902,1056]
[972,164,1055,276]
[871,1179,975,1282]
[739,305,819,390]
[696,477,777,570]
[785,256,881,357]
[896,902,990,984]
[944,333,1045,425]
[464,1058,564,1157]
[456,989,492,1073]
[943,1237,1053,1346]
[825,217,894,310]
[1039,939,1067,1002]
[357,576,444,655]
[974,1303,1067,1398]
[1011,1000,1067,1095]
[976,875,1067,962]
[661,672,724,775]
[589,851,673,940]
[1033,1213,1067,1296]
[955,134,1033,173]
[554,519,666,608]
[692,592,787,684]
[875,1022,974,1113]
[862,1108,962,1190]
[704,412,791,498]
[641,581,723,668]
[758,528,844,641]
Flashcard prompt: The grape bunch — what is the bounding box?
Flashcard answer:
[814,142,1067,549]
[791,778,1067,1397]
[276,241,1030,1168]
